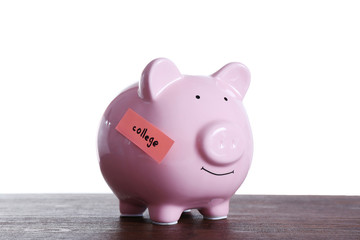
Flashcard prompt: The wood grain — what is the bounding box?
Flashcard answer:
[0,194,359,239]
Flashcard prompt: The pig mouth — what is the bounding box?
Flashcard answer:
[201,167,234,176]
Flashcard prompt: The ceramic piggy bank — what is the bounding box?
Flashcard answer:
[98,58,253,225]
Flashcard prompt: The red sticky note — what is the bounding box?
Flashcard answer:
[115,108,174,163]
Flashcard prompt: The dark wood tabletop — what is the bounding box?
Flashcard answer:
[0,194,359,239]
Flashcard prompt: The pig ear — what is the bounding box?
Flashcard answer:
[138,58,183,101]
[212,62,251,100]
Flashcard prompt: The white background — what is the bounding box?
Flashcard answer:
[1,0,359,195]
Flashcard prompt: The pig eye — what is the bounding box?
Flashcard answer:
[224,97,228,101]
[195,95,200,99]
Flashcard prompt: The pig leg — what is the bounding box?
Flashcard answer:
[148,204,183,225]
[119,199,147,217]
[199,199,230,220]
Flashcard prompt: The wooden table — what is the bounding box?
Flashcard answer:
[0,194,359,239]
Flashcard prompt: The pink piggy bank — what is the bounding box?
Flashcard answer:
[98,58,253,225]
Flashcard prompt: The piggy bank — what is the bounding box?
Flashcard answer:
[98,58,253,225]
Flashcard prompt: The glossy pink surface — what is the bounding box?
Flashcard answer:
[98,58,253,225]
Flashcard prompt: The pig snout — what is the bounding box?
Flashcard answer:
[197,121,244,166]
